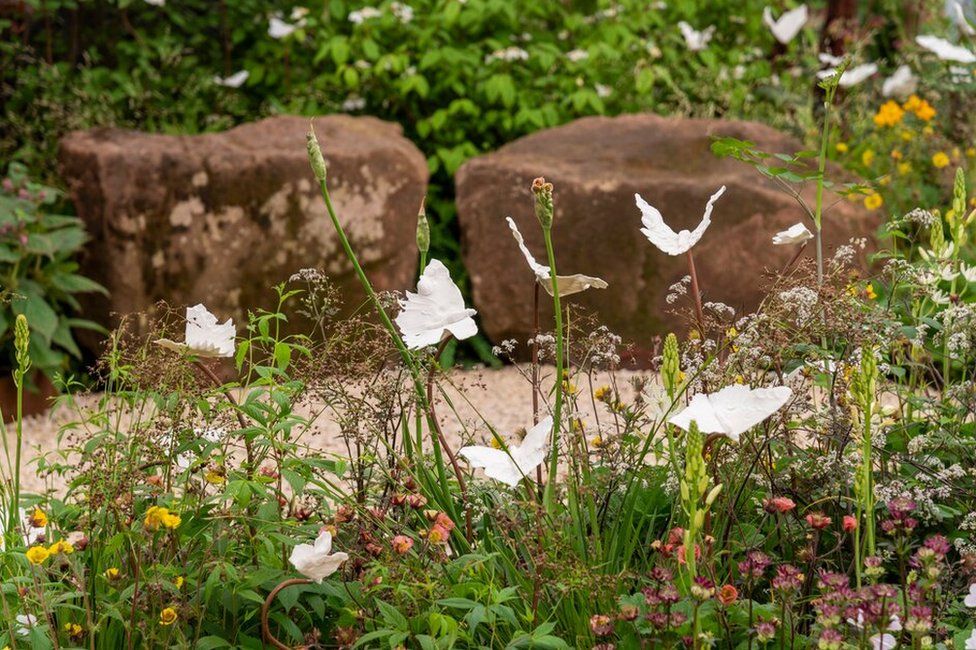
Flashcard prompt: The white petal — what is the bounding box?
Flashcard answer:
[882,65,917,98]
[764,4,808,44]
[772,222,814,245]
[916,34,976,63]
[396,260,477,349]
[669,385,792,440]
[637,185,725,256]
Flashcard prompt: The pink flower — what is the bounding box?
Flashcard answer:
[392,535,413,555]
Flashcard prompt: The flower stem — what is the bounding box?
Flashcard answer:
[541,226,564,511]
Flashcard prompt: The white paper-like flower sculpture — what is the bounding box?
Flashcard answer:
[506,217,608,296]
[289,530,349,583]
[772,222,814,245]
[636,186,726,256]
[950,1,976,36]
[459,416,552,487]
[881,64,917,99]
[817,62,878,87]
[763,5,808,44]
[678,22,715,51]
[669,384,792,442]
[916,34,976,63]
[213,70,249,88]
[155,304,236,358]
[396,259,477,349]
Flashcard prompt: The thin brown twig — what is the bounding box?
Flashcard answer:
[261,577,312,650]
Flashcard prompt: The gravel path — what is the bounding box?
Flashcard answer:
[14,365,654,496]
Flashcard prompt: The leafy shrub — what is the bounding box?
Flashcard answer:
[0,163,105,382]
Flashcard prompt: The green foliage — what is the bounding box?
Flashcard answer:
[0,163,106,380]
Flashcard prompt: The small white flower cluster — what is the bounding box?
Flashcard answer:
[289,268,326,283]
[905,207,937,226]
[348,6,382,24]
[777,286,819,324]
[527,333,556,362]
[390,2,414,23]
[491,339,518,358]
[341,95,367,112]
[485,46,529,64]
[704,301,735,320]
[665,276,690,305]
[588,326,622,367]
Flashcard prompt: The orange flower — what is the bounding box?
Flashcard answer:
[718,584,739,606]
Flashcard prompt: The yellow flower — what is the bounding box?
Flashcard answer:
[923,125,934,136]
[204,469,225,485]
[861,149,875,167]
[63,623,83,638]
[846,284,858,297]
[145,506,181,531]
[864,193,884,210]
[488,436,503,450]
[900,129,914,141]
[676,370,687,384]
[593,385,611,401]
[878,175,890,187]
[159,607,178,626]
[914,99,936,121]
[952,147,961,161]
[897,162,912,175]
[932,152,950,169]
[47,540,74,555]
[835,142,849,153]
[26,545,51,565]
[890,149,903,160]
[734,375,745,385]
[28,507,48,528]
[104,567,120,580]
[865,284,877,300]
[967,147,976,158]
[590,435,604,448]
[175,576,184,589]
[873,100,905,127]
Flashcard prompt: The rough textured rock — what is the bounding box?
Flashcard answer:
[60,115,427,341]
[457,114,880,361]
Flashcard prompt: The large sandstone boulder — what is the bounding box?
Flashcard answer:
[60,115,427,340]
[457,114,880,361]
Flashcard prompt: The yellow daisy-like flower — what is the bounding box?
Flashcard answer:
[593,385,612,401]
[47,540,74,555]
[204,470,226,485]
[25,545,51,565]
[967,147,976,159]
[145,506,181,531]
[159,607,178,626]
[104,567,121,580]
[161,513,181,529]
[900,129,914,142]
[922,125,934,136]
[873,100,905,128]
[28,507,48,528]
[864,193,884,210]
[865,284,877,300]
[913,99,936,121]
[861,150,875,167]
[734,375,745,385]
[835,142,849,153]
[932,152,950,169]
[897,162,912,176]
[175,576,184,589]
[590,435,604,449]
[488,436,503,450]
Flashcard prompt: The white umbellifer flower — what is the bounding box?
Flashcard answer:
[459,417,552,487]
[289,530,349,583]
[678,21,715,51]
[818,52,844,67]
[155,304,236,358]
[566,48,589,62]
[390,2,413,22]
[349,6,382,24]
[916,34,976,62]
[772,222,814,245]
[949,0,976,35]
[213,70,249,88]
[882,64,917,98]
[268,16,298,39]
[341,95,366,111]
[16,613,38,636]
[636,185,726,255]
[967,627,976,650]
[818,62,878,87]
[669,384,792,442]
[762,4,808,44]
[595,83,612,98]
[395,259,477,349]
[965,582,976,607]
[506,218,608,296]
[485,46,529,63]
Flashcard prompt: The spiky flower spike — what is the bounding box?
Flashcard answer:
[532,177,554,230]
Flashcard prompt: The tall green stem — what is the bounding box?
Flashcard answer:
[542,226,564,510]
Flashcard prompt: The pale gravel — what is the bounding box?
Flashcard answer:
[14,365,655,496]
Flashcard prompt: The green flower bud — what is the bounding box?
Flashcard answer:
[662,333,680,399]
[306,128,328,184]
[14,313,30,387]
[415,197,430,254]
